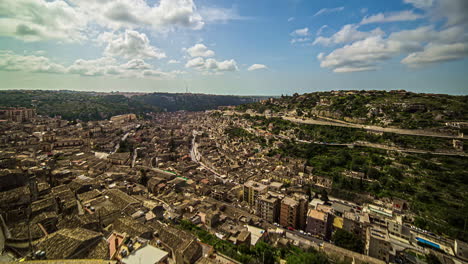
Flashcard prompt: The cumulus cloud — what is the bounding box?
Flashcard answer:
[404,0,434,9]
[0,0,87,42]
[317,0,468,73]
[402,43,468,67]
[186,43,215,57]
[291,27,312,44]
[68,0,204,31]
[185,57,238,72]
[99,30,166,59]
[317,36,421,73]
[67,57,179,78]
[313,24,385,46]
[199,6,247,23]
[185,57,206,69]
[247,64,268,71]
[0,50,178,79]
[68,57,119,76]
[168,59,180,64]
[0,50,67,73]
[291,27,310,37]
[0,0,251,43]
[291,38,310,44]
[206,58,238,71]
[314,7,344,17]
[360,10,424,25]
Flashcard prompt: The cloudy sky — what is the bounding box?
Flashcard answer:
[0,0,467,95]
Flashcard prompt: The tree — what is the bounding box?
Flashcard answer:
[426,253,442,264]
[286,252,329,264]
[320,189,329,203]
[387,167,403,180]
[139,169,149,186]
[332,229,364,253]
[367,167,381,180]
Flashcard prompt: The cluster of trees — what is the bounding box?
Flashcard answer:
[0,90,261,121]
[225,127,267,146]
[243,115,464,152]
[332,229,364,253]
[133,93,259,112]
[235,91,468,129]
[179,220,329,264]
[266,137,468,241]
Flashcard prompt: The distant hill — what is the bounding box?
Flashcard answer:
[0,90,264,121]
[236,90,468,130]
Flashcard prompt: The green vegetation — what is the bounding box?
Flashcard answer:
[243,115,464,152]
[332,229,364,254]
[226,113,468,241]
[134,92,259,112]
[0,90,260,121]
[179,220,329,264]
[118,139,134,153]
[236,91,468,129]
[268,139,468,241]
[225,127,267,146]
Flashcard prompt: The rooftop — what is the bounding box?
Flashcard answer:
[307,209,327,221]
[121,244,168,264]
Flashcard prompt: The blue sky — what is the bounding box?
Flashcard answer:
[0,0,467,95]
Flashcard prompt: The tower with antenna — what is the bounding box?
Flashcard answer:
[183,81,190,110]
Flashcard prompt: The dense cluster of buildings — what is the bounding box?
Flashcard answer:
[0,107,466,264]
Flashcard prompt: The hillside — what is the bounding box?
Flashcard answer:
[236,90,468,131]
[0,90,260,121]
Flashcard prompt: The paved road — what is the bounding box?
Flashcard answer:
[190,130,227,182]
[225,111,465,139]
[226,111,468,157]
[285,116,465,139]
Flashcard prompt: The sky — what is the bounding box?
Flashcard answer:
[0,0,467,95]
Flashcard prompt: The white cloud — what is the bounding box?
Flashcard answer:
[186,43,215,57]
[404,0,434,9]
[291,38,310,44]
[121,59,153,70]
[0,0,225,43]
[67,57,179,79]
[433,0,468,26]
[314,6,344,17]
[68,57,119,76]
[288,17,295,22]
[316,25,328,36]
[360,10,424,25]
[185,57,238,72]
[199,6,247,23]
[317,0,468,73]
[291,27,310,37]
[0,50,67,73]
[313,24,385,46]
[0,50,179,79]
[99,30,166,59]
[247,64,268,71]
[69,0,205,31]
[206,58,238,71]
[168,59,180,64]
[402,43,468,67]
[185,57,206,69]
[317,35,421,73]
[0,0,87,42]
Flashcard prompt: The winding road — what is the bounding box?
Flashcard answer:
[225,110,466,140]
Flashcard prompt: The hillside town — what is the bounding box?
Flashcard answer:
[0,106,467,264]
